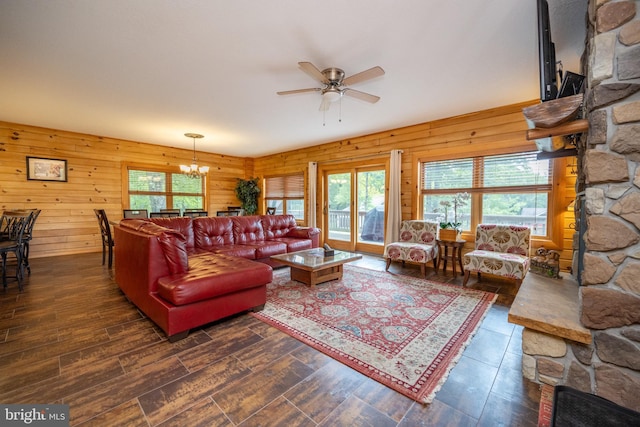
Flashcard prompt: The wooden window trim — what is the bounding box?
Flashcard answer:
[121,162,207,210]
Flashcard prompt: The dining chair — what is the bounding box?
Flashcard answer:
[0,209,40,275]
[20,209,41,274]
[183,211,208,218]
[123,209,148,219]
[150,212,180,218]
[0,211,33,291]
[94,209,114,268]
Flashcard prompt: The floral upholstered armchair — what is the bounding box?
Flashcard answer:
[462,224,531,287]
[383,220,439,277]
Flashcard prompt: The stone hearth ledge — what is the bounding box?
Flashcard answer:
[508,273,591,345]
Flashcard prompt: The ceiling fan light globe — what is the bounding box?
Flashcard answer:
[323,90,341,103]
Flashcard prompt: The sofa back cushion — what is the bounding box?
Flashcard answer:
[260,214,297,240]
[157,230,189,274]
[474,224,531,255]
[120,219,188,274]
[119,218,151,231]
[149,216,195,249]
[398,220,438,244]
[232,215,265,244]
[193,216,235,249]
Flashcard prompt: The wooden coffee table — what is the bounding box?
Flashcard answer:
[270,248,362,286]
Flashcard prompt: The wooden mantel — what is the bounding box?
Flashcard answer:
[523,94,588,142]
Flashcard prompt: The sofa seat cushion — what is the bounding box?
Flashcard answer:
[384,242,438,264]
[157,254,272,306]
[462,250,530,280]
[253,241,287,258]
[272,237,312,252]
[210,245,258,259]
[210,242,287,259]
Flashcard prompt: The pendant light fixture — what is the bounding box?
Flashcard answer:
[180,133,209,178]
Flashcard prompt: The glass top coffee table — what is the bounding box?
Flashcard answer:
[270,247,362,286]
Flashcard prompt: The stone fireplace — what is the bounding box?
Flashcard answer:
[518,0,640,411]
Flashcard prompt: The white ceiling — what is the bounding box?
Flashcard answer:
[0,0,587,157]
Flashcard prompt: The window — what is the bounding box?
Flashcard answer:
[127,166,206,213]
[264,173,304,220]
[420,152,552,236]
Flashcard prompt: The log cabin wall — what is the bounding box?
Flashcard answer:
[253,99,578,272]
[0,122,248,259]
[1,99,577,271]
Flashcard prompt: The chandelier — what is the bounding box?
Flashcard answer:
[180,133,209,178]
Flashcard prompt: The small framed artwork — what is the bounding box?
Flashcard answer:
[26,156,68,182]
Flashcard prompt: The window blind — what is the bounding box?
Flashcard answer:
[265,174,304,198]
[421,152,551,193]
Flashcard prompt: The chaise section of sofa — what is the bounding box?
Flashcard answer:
[114,219,272,341]
[114,214,320,340]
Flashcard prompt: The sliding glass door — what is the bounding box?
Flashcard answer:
[324,165,386,253]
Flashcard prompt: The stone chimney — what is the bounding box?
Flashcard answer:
[577,0,640,410]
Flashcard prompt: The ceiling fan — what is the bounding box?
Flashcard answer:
[277,62,385,111]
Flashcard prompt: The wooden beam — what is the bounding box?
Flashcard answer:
[526,119,589,140]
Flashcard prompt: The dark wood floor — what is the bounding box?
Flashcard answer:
[0,252,542,426]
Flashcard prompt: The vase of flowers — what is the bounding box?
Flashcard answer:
[438,192,470,240]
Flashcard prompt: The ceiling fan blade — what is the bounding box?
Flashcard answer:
[298,62,330,84]
[342,66,385,86]
[277,88,321,95]
[343,88,380,103]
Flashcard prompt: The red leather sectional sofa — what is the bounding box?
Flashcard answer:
[114,214,320,341]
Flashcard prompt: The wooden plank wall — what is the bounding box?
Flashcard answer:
[0,99,578,271]
[252,100,577,272]
[0,122,248,259]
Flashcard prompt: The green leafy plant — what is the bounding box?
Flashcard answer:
[235,177,261,215]
[439,192,470,231]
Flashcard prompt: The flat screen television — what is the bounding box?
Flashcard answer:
[538,0,558,101]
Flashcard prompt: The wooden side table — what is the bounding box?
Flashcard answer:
[436,239,466,276]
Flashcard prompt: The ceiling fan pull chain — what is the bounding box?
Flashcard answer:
[339,96,342,123]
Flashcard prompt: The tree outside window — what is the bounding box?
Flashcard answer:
[127,167,205,213]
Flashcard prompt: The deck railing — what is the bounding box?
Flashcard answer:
[328,211,547,237]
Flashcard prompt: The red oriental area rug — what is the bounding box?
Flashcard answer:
[251,265,496,403]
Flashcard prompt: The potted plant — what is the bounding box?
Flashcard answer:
[438,192,470,240]
[235,177,261,215]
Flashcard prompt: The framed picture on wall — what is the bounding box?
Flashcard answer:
[26,156,68,182]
